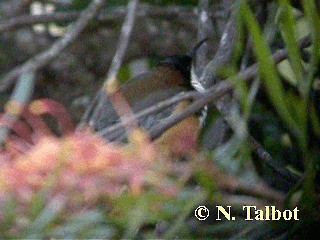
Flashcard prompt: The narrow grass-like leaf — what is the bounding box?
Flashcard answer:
[278,0,305,95]
[302,0,320,206]
[303,0,320,94]
[310,104,320,137]
[285,92,308,146]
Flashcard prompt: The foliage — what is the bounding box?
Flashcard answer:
[236,0,320,237]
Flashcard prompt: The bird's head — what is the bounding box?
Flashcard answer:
[157,38,208,85]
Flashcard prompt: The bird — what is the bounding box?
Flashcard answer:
[88,39,208,142]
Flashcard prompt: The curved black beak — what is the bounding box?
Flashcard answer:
[187,38,209,58]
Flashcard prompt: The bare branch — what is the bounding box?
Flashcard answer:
[205,164,285,204]
[105,0,139,83]
[0,0,107,92]
[198,10,239,89]
[196,0,214,73]
[98,91,200,138]
[149,80,232,140]
[0,12,78,32]
[102,0,140,134]
[80,0,140,131]
[0,5,198,33]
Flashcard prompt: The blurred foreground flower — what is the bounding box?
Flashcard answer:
[0,99,199,228]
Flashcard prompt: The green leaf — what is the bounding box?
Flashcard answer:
[118,64,132,83]
[194,169,217,199]
[24,196,66,238]
[303,0,320,94]
[277,60,297,85]
[109,191,171,234]
[310,104,320,138]
[27,192,46,220]
[285,91,307,138]
[278,0,305,95]
[50,209,112,238]
[0,198,17,238]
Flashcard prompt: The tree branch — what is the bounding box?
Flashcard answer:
[0,0,107,92]
[196,0,214,74]
[80,0,140,130]
[0,5,199,33]
[105,0,139,83]
[98,91,200,138]
[205,164,285,203]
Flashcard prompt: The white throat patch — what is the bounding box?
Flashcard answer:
[191,66,207,127]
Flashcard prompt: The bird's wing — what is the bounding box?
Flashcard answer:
[100,105,176,142]
[88,71,187,142]
[89,91,179,142]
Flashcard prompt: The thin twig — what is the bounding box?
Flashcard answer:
[104,0,140,133]
[205,164,285,203]
[82,0,140,132]
[0,0,107,92]
[105,0,139,83]
[149,81,232,140]
[198,7,239,89]
[98,91,200,137]
[196,0,214,73]
[0,12,78,32]
[0,5,198,33]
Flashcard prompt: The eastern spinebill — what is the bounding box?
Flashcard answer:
[88,39,208,142]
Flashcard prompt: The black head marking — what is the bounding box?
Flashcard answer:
[157,38,209,86]
[159,55,193,83]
